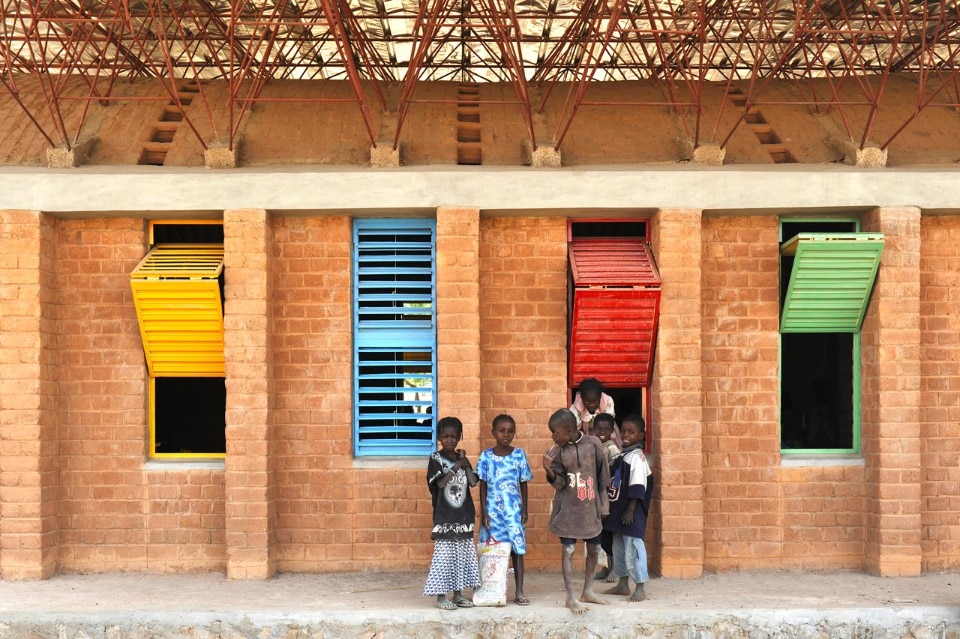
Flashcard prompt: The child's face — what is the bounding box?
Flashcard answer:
[594,422,613,443]
[438,426,461,454]
[621,421,645,448]
[492,419,516,448]
[582,391,601,414]
[548,421,577,447]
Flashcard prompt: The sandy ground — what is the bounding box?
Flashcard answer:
[0,569,957,614]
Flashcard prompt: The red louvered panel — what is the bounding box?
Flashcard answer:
[568,237,662,388]
[569,289,661,387]
[569,239,661,287]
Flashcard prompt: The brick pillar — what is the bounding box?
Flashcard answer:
[223,208,276,579]
[861,206,922,576]
[0,210,59,580]
[436,207,481,449]
[650,208,704,578]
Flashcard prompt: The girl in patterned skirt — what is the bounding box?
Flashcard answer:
[477,414,534,605]
[424,416,481,610]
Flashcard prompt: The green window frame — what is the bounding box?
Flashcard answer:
[779,219,883,455]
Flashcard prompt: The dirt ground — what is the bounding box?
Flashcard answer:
[0,569,957,614]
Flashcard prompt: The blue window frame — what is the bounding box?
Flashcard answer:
[352,219,437,456]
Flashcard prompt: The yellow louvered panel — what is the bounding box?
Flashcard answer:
[131,244,225,376]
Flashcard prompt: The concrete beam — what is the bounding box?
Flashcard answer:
[1,165,959,214]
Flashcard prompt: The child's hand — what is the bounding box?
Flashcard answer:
[542,446,557,473]
[620,511,634,526]
[521,509,528,525]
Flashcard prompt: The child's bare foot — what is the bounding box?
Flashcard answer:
[565,598,588,614]
[628,584,646,602]
[580,591,609,605]
[604,577,631,596]
[594,566,610,581]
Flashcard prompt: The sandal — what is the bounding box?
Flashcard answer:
[438,598,458,611]
[514,595,530,605]
[453,595,475,608]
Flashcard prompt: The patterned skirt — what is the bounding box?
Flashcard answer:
[423,538,481,596]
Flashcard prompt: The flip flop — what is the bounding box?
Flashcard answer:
[453,595,475,608]
[438,598,458,611]
[514,595,530,605]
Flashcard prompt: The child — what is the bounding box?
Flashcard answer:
[477,414,534,605]
[424,416,481,610]
[593,413,620,581]
[569,378,621,446]
[603,414,654,602]
[542,408,611,614]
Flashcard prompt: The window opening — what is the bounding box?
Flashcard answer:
[134,220,226,459]
[568,219,658,451]
[152,377,226,455]
[780,219,874,454]
[353,219,437,457]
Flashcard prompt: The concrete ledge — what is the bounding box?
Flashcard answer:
[3,165,960,213]
[2,607,958,639]
[45,138,96,168]
[679,139,725,165]
[522,139,562,167]
[204,143,237,169]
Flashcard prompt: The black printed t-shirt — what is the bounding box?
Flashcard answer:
[427,452,477,541]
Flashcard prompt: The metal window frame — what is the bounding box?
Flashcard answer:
[352,218,437,457]
[779,218,866,456]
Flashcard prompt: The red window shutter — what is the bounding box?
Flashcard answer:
[569,239,662,388]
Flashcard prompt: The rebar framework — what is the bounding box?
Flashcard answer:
[1,0,958,155]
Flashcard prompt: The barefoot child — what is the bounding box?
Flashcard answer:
[603,414,654,602]
[543,408,611,614]
[477,414,534,605]
[424,416,481,610]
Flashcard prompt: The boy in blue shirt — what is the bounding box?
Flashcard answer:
[602,414,654,602]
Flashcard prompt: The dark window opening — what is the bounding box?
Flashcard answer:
[780,333,854,450]
[570,220,648,240]
[152,223,224,245]
[154,377,226,455]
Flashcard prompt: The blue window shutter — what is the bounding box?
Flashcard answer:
[353,219,437,456]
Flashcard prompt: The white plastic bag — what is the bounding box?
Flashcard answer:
[473,538,512,607]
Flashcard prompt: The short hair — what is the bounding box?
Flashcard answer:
[549,408,578,433]
[492,414,516,429]
[578,378,603,397]
[621,414,645,432]
[437,416,463,437]
[593,413,615,429]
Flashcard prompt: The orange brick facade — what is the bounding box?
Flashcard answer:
[2,206,960,580]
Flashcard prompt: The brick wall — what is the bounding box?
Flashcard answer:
[0,210,58,579]
[478,216,568,569]
[224,209,277,579]
[919,216,960,571]
[55,218,148,572]
[651,208,704,578]
[700,216,782,570]
[861,207,922,576]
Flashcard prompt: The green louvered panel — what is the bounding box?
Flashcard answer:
[780,233,884,333]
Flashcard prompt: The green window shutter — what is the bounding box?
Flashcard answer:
[780,233,884,333]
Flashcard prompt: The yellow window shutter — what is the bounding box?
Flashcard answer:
[130,244,225,376]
